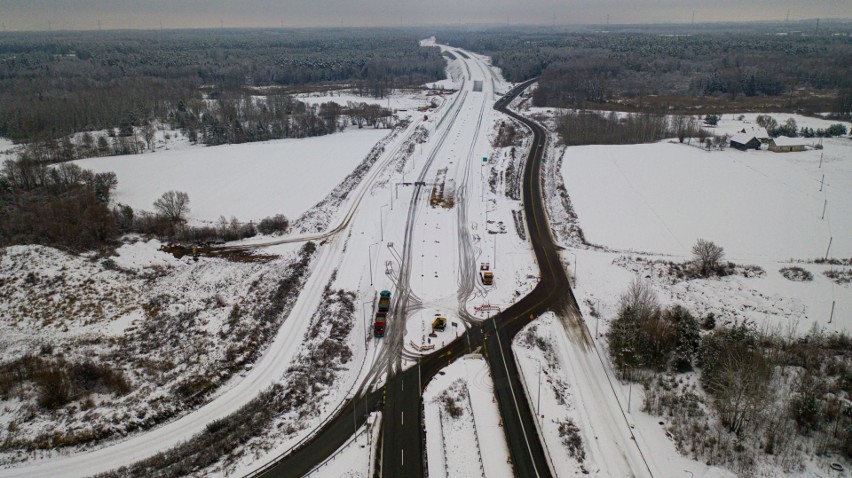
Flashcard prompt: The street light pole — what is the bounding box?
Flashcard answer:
[368,242,379,286]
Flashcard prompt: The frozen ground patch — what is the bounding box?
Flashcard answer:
[74,128,388,224]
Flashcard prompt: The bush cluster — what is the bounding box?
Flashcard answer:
[0,355,130,410]
[257,214,290,235]
[607,279,701,374]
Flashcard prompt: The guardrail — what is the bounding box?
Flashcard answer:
[304,416,373,477]
[464,383,487,478]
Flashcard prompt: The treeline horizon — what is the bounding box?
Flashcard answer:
[0,29,445,144]
[436,29,852,115]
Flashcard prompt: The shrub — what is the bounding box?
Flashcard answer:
[257,214,290,235]
[779,266,813,282]
[607,279,700,374]
[557,419,586,462]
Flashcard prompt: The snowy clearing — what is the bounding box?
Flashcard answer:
[74,128,389,224]
[560,140,851,261]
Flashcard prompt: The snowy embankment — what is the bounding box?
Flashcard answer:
[513,313,735,478]
[74,128,388,225]
[0,239,311,467]
[423,355,512,478]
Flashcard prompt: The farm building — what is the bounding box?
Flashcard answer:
[769,136,807,152]
[730,132,761,151]
[740,126,771,144]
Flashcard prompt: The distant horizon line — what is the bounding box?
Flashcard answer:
[3,17,852,35]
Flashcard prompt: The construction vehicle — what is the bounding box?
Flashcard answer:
[480,263,494,285]
[374,290,391,338]
[432,316,447,331]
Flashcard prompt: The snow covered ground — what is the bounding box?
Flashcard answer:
[423,355,513,478]
[302,413,380,478]
[561,140,851,260]
[74,128,389,224]
[513,313,735,478]
[512,94,852,477]
[557,138,851,335]
[0,239,311,468]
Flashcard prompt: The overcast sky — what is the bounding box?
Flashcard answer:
[1,0,851,31]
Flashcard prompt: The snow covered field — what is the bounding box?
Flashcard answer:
[74,128,389,224]
[561,140,851,260]
[556,137,852,335]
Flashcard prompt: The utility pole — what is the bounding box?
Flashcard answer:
[820,174,824,191]
[822,199,827,220]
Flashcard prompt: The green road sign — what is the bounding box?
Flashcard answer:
[482,157,488,163]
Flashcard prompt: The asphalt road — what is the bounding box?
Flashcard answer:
[257,78,581,478]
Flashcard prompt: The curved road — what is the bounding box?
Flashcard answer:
[257,77,584,478]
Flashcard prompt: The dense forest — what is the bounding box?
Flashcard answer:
[436,23,852,115]
[0,29,445,145]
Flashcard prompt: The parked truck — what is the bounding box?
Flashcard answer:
[374,290,392,337]
[373,312,387,337]
[378,290,391,312]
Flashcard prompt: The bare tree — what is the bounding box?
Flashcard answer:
[154,190,190,223]
[620,276,660,323]
[692,239,725,276]
[143,124,157,151]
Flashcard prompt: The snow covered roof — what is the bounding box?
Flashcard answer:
[771,136,807,147]
[751,127,770,139]
[730,132,758,145]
